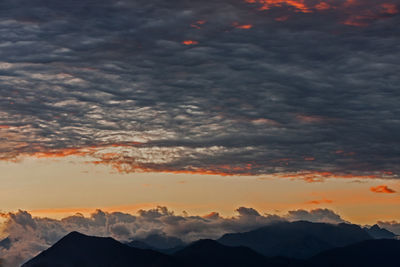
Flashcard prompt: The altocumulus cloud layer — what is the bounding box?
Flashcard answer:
[0,0,399,178]
[0,206,348,266]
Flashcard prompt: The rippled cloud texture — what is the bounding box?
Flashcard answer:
[0,206,348,266]
[0,0,399,178]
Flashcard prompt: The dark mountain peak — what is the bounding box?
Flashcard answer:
[218,220,372,259]
[370,224,381,230]
[23,232,182,267]
[364,224,396,239]
[61,231,88,240]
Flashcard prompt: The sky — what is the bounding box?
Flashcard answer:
[1,0,400,264]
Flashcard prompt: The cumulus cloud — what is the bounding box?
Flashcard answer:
[0,206,348,266]
[0,0,399,178]
[286,208,346,224]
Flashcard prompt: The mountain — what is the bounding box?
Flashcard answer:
[218,221,372,259]
[364,224,397,239]
[174,239,305,267]
[309,239,400,267]
[126,234,186,255]
[126,239,155,250]
[22,231,400,267]
[22,231,183,267]
[126,233,186,254]
[132,234,185,249]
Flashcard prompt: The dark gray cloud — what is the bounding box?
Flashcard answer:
[0,0,399,178]
[0,206,345,266]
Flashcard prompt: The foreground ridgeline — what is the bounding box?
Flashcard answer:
[22,221,400,267]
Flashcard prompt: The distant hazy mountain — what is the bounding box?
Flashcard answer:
[309,239,400,267]
[125,240,154,250]
[364,224,397,239]
[218,221,372,258]
[174,239,304,267]
[22,232,182,267]
[132,234,185,249]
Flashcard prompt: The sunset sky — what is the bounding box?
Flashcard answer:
[1,0,400,226]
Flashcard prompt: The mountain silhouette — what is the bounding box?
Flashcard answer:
[131,234,185,249]
[309,239,400,267]
[22,225,400,267]
[22,231,182,267]
[126,233,186,254]
[364,224,397,239]
[218,221,372,258]
[174,239,305,267]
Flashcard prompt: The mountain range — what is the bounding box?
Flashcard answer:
[22,221,400,267]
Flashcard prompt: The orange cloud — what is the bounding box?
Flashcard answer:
[191,20,207,29]
[314,2,330,10]
[306,198,333,205]
[370,185,396,194]
[275,15,290,21]
[182,40,199,45]
[382,3,398,14]
[233,22,253,29]
[244,0,312,13]
[203,211,220,219]
[0,142,145,162]
[32,148,91,158]
[244,0,399,26]
[277,171,379,183]
[296,114,336,123]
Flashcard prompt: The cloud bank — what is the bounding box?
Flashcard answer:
[0,206,347,266]
[0,0,399,178]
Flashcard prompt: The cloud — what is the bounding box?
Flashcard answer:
[306,198,333,205]
[286,208,346,224]
[370,185,396,194]
[0,206,348,266]
[0,0,399,179]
